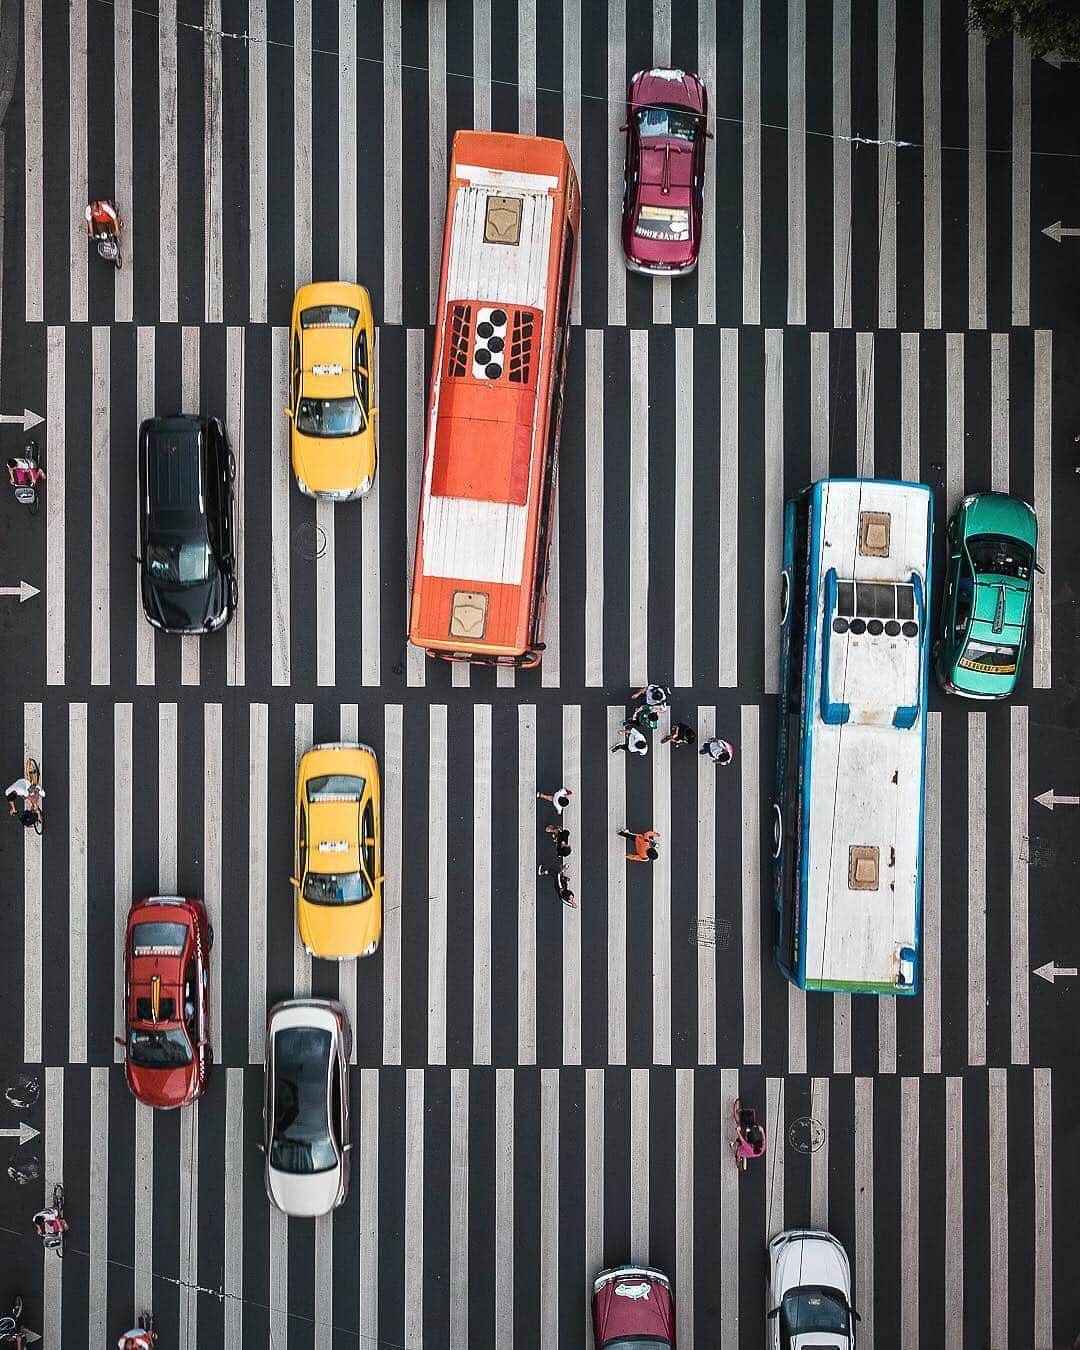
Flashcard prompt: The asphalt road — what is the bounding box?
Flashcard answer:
[1,2,1079,1348]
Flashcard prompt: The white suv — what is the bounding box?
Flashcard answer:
[766,1229,859,1349]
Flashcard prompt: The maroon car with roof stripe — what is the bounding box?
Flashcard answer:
[592,1264,676,1348]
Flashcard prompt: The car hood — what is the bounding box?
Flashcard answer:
[292,426,375,495]
[266,1161,343,1217]
[963,493,1037,546]
[771,1232,852,1301]
[593,1274,674,1342]
[142,570,226,633]
[630,68,707,115]
[298,890,381,959]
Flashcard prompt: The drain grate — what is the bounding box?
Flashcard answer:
[690,917,732,950]
[788,1116,827,1154]
[292,522,327,560]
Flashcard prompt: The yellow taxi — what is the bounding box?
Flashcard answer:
[291,743,383,960]
[286,282,377,499]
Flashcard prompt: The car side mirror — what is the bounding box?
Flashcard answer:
[374,875,385,886]
[706,129,714,139]
[852,1309,862,1322]
[114,1035,125,1050]
[342,1142,353,1152]
[364,838,376,848]
[1035,561,1045,575]
[256,1142,265,1153]
[766,1307,780,1319]
[283,406,293,419]
[289,876,300,888]
[370,406,379,418]
[619,122,628,132]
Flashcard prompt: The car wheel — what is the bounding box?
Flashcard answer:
[779,569,791,626]
[772,804,783,859]
[227,450,237,482]
[229,575,239,609]
[208,924,215,950]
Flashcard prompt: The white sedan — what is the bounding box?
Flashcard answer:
[766,1229,859,1349]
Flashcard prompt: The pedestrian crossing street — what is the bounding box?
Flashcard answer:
[26,322,1057,695]
[14,696,1053,1078]
[3,1063,1055,1350]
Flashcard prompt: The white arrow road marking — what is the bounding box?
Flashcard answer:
[1033,961,1078,985]
[0,407,44,430]
[1039,52,1079,69]
[0,581,40,603]
[1041,220,1080,244]
[0,1120,41,1145]
[1033,787,1080,811]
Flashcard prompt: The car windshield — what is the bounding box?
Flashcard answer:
[959,639,1019,674]
[780,1287,851,1337]
[307,774,365,802]
[636,105,698,141]
[296,395,364,438]
[131,921,187,956]
[303,870,371,905]
[128,1027,193,1068]
[300,304,359,328]
[967,533,1033,580]
[270,1026,336,1174]
[600,1340,671,1350]
[146,536,212,586]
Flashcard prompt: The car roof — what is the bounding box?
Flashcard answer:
[143,423,205,516]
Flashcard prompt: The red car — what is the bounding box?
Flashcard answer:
[119,896,212,1108]
[592,1265,676,1349]
[620,68,710,275]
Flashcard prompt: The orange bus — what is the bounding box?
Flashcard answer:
[409,130,580,668]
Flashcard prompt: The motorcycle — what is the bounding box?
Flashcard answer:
[7,442,44,514]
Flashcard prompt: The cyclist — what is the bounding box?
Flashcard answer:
[117,1316,157,1349]
[85,198,122,242]
[732,1108,767,1168]
[5,774,43,830]
[32,1204,68,1249]
[0,1294,26,1348]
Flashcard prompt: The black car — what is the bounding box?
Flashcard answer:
[138,415,236,634]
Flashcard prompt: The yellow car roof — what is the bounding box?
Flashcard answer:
[300,326,354,401]
[307,798,362,876]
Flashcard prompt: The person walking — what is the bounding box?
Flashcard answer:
[628,704,660,733]
[700,737,735,766]
[537,863,577,908]
[6,775,43,829]
[661,721,697,748]
[618,828,660,863]
[545,824,572,859]
[631,683,671,710]
[611,725,649,756]
[537,786,572,815]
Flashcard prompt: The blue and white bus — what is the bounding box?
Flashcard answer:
[772,479,933,995]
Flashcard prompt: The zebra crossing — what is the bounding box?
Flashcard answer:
[20,322,1058,695]
[0,1063,1056,1349]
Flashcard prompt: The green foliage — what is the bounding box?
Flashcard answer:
[967,0,1080,57]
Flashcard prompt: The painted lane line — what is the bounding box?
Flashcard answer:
[269,1201,287,1345]
[901,333,920,483]
[518,706,537,1063]
[764,331,783,693]
[719,1066,740,1343]
[248,0,267,322]
[562,705,582,1064]
[968,34,988,328]
[944,1076,964,1348]
[293,705,313,998]
[696,0,717,325]
[923,0,942,328]
[293,0,312,292]
[563,0,582,323]
[946,333,964,518]
[495,1069,515,1346]
[741,704,761,1064]
[205,705,222,1050]
[789,980,807,1076]
[900,1077,919,1350]
[539,1069,558,1344]
[89,1068,108,1346]
[134,1080,154,1314]
[631,1068,650,1258]
[91,328,110,684]
[136,327,156,686]
[719,329,739,686]
[158,703,178,894]
[878,0,897,327]
[427,2,445,321]
[765,1077,784,1232]
[810,333,830,482]
[1033,1067,1053,1348]
[180,328,201,686]
[675,1069,694,1348]
[878,989,896,1074]
[810,1076,829,1230]
[226,327,246,686]
[383,0,402,324]
[923,711,942,1073]
[629,330,649,685]
[473,0,491,130]
[473,706,492,1064]
[833,993,851,1074]
[382,706,404,1065]
[113,705,132,1063]
[224,1069,244,1349]
[429,705,448,1065]
[45,328,64,686]
[697,706,717,1065]
[607,0,625,326]
[1032,331,1052,688]
[607,706,628,1063]
[652,708,672,1065]
[359,1069,380,1345]
[406,330,426,687]
[159,0,179,322]
[519,0,536,135]
[1012,41,1031,325]
[788,0,806,325]
[1012,705,1029,1062]
[584,1069,604,1348]
[541,491,561,689]
[271,329,291,685]
[112,0,140,306]
[405,1069,424,1350]
[204,0,224,322]
[316,499,336,686]
[69,0,88,321]
[833,0,852,327]
[247,704,268,1063]
[651,0,672,323]
[43,1070,63,1341]
[584,331,605,686]
[362,330,382,686]
[990,333,1010,494]
[854,1077,874,1347]
[339,0,357,281]
[743,0,761,324]
[968,712,986,1065]
[989,1067,1009,1337]
[338,702,360,1054]
[24,0,42,322]
[179,1102,200,1346]
[856,331,875,477]
[68,704,88,1062]
[450,1067,469,1349]
[673,329,694,687]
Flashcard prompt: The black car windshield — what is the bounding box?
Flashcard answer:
[146,536,212,586]
[780,1286,851,1337]
[300,304,359,328]
[636,105,699,141]
[303,871,371,905]
[270,1026,336,1174]
[132,921,187,956]
[967,534,1033,580]
[296,396,364,437]
[129,1027,193,1068]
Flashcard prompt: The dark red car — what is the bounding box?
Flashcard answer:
[119,896,212,1109]
[592,1265,676,1348]
[620,68,710,275]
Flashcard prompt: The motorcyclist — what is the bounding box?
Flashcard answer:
[117,1321,157,1349]
[85,199,122,242]
[32,1205,67,1248]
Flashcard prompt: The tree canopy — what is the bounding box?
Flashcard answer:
[968,0,1080,57]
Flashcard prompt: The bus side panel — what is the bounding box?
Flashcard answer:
[773,500,797,979]
[908,489,935,996]
[795,484,826,989]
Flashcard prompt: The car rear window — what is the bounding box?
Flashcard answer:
[635,204,690,242]
[959,640,1019,674]
[132,921,187,956]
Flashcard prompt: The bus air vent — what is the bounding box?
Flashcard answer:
[450,590,489,640]
[858,511,891,558]
[848,845,880,891]
[508,310,535,384]
[447,304,472,378]
[484,195,523,246]
[473,307,508,380]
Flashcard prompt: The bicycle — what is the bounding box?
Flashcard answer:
[730,1098,766,1174]
[118,1311,158,1348]
[34,1182,67,1258]
[23,759,43,835]
[0,1295,25,1347]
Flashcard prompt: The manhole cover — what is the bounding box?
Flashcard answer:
[788,1115,826,1154]
[292,522,327,560]
[690,917,731,950]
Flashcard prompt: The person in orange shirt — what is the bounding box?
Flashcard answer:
[618,828,660,862]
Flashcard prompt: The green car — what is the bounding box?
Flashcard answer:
[935,492,1040,699]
